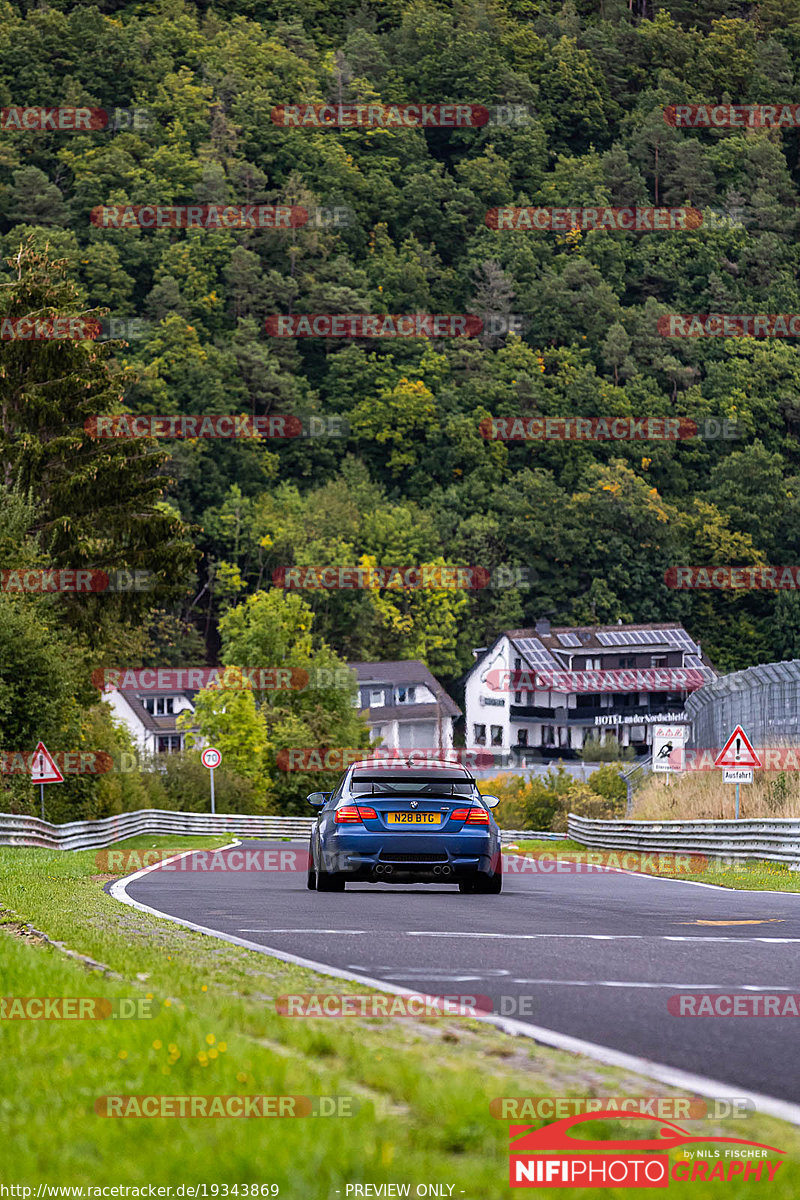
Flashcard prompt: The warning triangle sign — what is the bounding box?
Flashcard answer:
[715,725,761,770]
[30,741,65,784]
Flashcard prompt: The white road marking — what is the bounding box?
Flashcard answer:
[110,857,800,1129]
[346,970,792,990]
[238,928,800,943]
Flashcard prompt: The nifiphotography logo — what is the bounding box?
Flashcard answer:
[508,1111,785,1188]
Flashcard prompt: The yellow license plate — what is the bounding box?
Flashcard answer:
[387,812,441,825]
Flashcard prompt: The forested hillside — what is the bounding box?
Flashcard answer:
[3,0,800,811]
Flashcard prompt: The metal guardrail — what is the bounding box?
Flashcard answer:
[0,810,563,852]
[568,814,800,864]
[0,810,316,851]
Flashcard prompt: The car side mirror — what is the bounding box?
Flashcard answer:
[481,794,500,808]
[307,792,330,807]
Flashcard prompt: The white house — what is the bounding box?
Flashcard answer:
[464,619,715,762]
[350,661,460,751]
[105,687,197,757]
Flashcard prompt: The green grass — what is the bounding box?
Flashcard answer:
[509,839,800,892]
[1,836,799,1196]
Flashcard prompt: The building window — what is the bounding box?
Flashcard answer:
[517,729,528,746]
[144,697,174,715]
[157,735,181,754]
[514,657,522,670]
[473,724,486,745]
[371,726,385,741]
[514,691,522,704]
[490,725,503,746]
[651,655,667,667]
[542,726,555,745]
[585,657,600,670]
[369,688,385,707]
[619,656,635,668]
[396,686,416,704]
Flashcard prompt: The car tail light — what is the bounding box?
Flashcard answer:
[334,805,378,824]
[450,807,491,825]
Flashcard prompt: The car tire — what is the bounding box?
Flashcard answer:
[317,867,346,892]
[458,879,476,894]
[306,840,317,889]
[474,870,502,894]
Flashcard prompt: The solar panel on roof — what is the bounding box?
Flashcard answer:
[557,633,582,648]
[513,637,559,669]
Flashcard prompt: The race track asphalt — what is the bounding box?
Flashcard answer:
[122,841,800,1106]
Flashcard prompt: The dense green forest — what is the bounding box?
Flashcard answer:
[3,0,800,813]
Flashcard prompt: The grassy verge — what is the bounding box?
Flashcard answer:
[509,839,800,892]
[0,836,798,1195]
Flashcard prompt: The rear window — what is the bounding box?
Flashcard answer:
[350,776,475,797]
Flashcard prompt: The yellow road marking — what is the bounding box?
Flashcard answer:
[677,919,786,926]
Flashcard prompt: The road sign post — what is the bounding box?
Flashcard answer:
[714,726,761,819]
[201,746,222,814]
[30,741,65,820]
[652,725,688,788]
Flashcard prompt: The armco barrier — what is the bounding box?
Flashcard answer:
[0,810,560,851]
[0,810,316,851]
[568,814,800,865]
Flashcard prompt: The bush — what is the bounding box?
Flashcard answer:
[482,763,627,833]
[482,769,572,831]
[579,735,635,762]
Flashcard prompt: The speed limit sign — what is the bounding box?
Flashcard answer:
[201,746,222,812]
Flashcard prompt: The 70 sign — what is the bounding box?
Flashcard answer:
[201,746,222,813]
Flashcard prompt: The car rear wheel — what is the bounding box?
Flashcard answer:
[317,867,346,892]
[306,841,317,890]
[458,879,476,894]
[474,870,502,894]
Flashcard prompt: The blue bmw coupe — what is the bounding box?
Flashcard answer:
[307,758,502,893]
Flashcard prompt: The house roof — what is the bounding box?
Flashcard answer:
[467,622,715,682]
[349,660,461,718]
[118,690,197,735]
